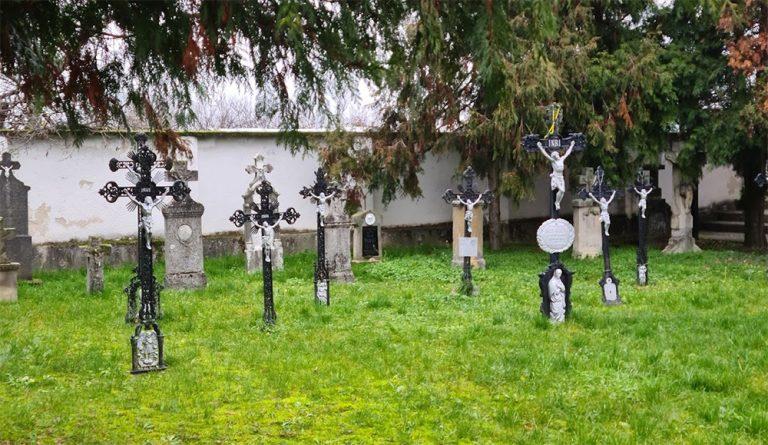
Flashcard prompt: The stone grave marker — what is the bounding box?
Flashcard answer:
[242,154,285,271]
[352,209,382,262]
[80,236,111,294]
[572,168,601,259]
[0,217,20,302]
[0,152,34,279]
[325,188,355,282]
[162,160,207,290]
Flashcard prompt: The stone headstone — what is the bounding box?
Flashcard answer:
[572,168,601,258]
[0,152,34,279]
[0,216,19,302]
[352,209,382,262]
[80,236,111,294]
[451,206,485,268]
[162,161,207,289]
[325,196,354,282]
[242,154,284,272]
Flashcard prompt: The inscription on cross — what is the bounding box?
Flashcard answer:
[98,134,190,374]
[230,180,299,325]
[442,166,493,296]
[300,168,341,305]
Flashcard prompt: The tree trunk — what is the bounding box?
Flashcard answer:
[487,161,502,250]
[742,152,767,249]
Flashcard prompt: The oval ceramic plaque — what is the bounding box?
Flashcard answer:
[536,218,575,253]
[364,212,376,226]
[177,224,193,242]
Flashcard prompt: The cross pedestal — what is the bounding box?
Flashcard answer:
[451,206,485,268]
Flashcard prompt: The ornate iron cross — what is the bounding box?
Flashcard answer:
[300,168,341,305]
[579,166,622,305]
[442,166,493,296]
[230,180,299,324]
[632,168,653,285]
[97,134,190,374]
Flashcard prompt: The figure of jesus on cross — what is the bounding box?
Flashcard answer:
[230,180,299,324]
[523,103,586,216]
[300,168,341,305]
[443,166,493,296]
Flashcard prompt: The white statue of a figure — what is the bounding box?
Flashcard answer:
[588,190,616,236]
[309,191,335,226]
[537,141,575,211]
[253,219,282,263]
[548,268,566,323]
[633,187,653,218]
[127,194,167,250]
[458,195,485,233]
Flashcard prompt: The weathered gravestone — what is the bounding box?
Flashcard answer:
[325,191,355,282]
[442,166,493,296]
[242,155,285,271]
[99,134,190,373]
[0,217,20,302]
[352,209,383,262]
[0,152,34,279]
[79,236,111,294]
[572,168,601,259]
[663,147,701,254]
[162,161,207,290]
[523,103,585,322]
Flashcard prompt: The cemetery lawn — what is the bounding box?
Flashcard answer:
[1,246,768,443]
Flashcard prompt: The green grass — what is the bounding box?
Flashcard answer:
[1,245,768,443]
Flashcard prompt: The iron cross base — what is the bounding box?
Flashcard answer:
[600,272,622,306]
[538,261,573,319]
[130,322,167,374]
[459,255,477,296]
[314,268,330,305]
[636,212,649,286]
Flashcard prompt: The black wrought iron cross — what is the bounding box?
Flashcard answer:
[300,168,341,305]
[632,168,653,285]
[97,134,190,374]
[230,180,299,325]
[442,166,493,296]
[578,166,622,305]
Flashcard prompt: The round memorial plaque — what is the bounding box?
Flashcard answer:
[364,212,376,226]
[536,218,575,253]
[177,224,193,243]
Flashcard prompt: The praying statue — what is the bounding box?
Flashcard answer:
[537,140,576,211]
[253,219,282,263]
[633,186,653,218]
[548,268,566,323]
[308,190,336,226]
[587,190,616,236]
[127,194,168,250]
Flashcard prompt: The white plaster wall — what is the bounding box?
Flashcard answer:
[3,133,744,244]
[698,164,741,208]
